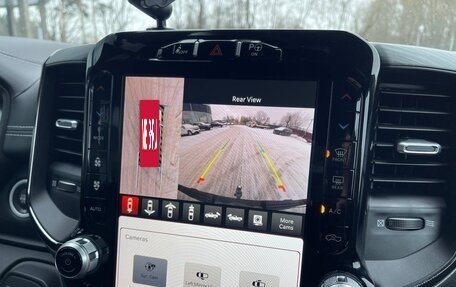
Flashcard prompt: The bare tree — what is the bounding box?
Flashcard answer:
[355,0,456,50]
[281,112,305,128]
[97,1,133,38]
[240,115,253,125]
[197,0,205,28]
[17,0,32,37]
[254,111,270,125]
[58,0,68,42]
[90,0,98,42]
[75,0,87,43]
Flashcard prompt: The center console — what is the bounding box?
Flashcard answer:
[55,30,379,286]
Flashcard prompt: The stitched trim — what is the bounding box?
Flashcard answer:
[5,133,33,137]
[13,78,40,99]
[7,125,34,129]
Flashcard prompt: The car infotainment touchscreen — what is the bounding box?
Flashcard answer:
[116,76,317,286]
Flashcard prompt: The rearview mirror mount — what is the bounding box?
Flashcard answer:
[128,0,176,29]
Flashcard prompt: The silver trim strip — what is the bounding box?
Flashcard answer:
[193,41,199,57]
[58,180,76,187]
[28,76,61,247]
[56,118,78,130]
[28,201,60,245]
[396,139,441,155]
[235,41,242,57]
[9,179,29,218]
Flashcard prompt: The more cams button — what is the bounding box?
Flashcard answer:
[271,213,303,236]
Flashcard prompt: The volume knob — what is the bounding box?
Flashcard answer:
[55,235,108,279]
[320,272,364,287]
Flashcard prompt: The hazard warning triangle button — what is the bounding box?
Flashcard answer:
[210,44,223,56]
[196,40,237,60]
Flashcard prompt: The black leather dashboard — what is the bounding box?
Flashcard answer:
[0,36,70,160]
[374,43,456,70]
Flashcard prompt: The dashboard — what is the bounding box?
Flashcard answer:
[0,30,456,287]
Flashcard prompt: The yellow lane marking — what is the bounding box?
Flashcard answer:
[197,140,230,183]
[258,142,286,192]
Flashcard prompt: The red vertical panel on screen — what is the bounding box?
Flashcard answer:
[139,100,160,167]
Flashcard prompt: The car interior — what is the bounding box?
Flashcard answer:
[0,0,456,286]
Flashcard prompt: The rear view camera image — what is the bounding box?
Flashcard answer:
[178,104,313,212]
[120,77,316,213]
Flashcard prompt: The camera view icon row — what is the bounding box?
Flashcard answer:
[121,196,249,226]
[120,195,303,236]
[132,255,280,287]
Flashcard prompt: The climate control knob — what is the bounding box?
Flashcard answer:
[319,272,364,287]
[55,235,108,279]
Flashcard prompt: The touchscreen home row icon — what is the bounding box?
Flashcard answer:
[121,196,264,231]
[120,196,161,218]
[141,198,159,218]
[141,198,182,221]
[121,196,202,223]
[182,203,201,223]
[139,198,200,223]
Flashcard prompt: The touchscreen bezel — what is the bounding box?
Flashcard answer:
[111,69,332,287]
[78,29,378,287]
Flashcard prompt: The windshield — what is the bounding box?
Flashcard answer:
[0,0,454,50]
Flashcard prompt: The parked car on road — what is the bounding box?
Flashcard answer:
[181,124,200,136]
[193,122,212,130]
[273,127,292,136]
[211,121,224,127]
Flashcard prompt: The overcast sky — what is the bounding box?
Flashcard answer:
[211,104,314,130]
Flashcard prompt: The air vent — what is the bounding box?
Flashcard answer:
[51,80,85,165]
[371,82,454,194]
